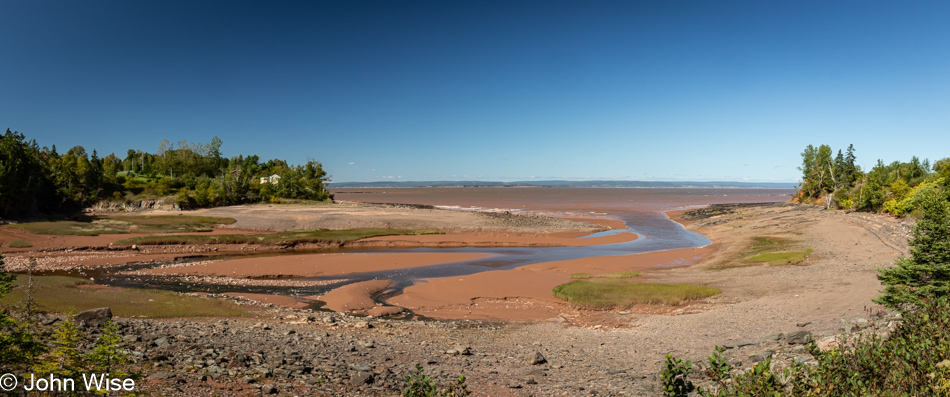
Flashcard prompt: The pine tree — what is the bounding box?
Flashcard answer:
[35,315,86,381]
[874,193,950,311]
[0,252,45,373]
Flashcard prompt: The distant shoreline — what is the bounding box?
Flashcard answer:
[329,180,797,189]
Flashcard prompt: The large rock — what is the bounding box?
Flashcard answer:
[785,330,813,345]
[530,351,547,365]
[76,307,113,328]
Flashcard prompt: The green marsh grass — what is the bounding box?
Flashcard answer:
[103,215,236,233]
[13,215,237,236]
[570,273,592,279]
[115,228,444,246]
[15,221,128,236]
[552,279,719,308]
[710,236,813,269]
[745,249,814,265]
[597,272,641,278]
[7,240,33,248]
[0,275,251,318]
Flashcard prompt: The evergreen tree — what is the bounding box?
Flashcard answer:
[844,144,857,186]
[0,252,45,373]
[874,192,950,311]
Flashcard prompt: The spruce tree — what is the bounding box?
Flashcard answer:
[0,252,44,372]
[875,193,950,311]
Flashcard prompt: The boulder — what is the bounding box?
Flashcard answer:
[76,307,112,328]
[785,330,812,345]
[530,351,547,365]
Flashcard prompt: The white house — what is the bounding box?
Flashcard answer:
[259,174,281,185]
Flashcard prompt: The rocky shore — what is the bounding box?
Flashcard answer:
[39,294,902,397]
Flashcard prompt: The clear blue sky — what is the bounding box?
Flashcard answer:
[2,1,948,183]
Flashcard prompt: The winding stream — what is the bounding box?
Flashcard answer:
[97,188,794,297]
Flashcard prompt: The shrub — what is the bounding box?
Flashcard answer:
[875,192,950,311]
[663,297,950,396]
[403,364,470,397]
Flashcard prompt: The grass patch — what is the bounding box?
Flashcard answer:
[7,240,33,248]
[746,236,795,255]
[0,275,252,318]
[709,236,813,269]
[102,215,236,233]
[115,228,444,246]
[14,221,128,236]
[12,215,237,236]
[570,273,592,279]
[552,279,720,308]
[597,272,641,278]
[746,249,814,265]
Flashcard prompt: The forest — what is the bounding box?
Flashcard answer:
[797,143,950,216]
[0,129,332,217]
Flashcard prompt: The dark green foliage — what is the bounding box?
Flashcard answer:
[792,297,950,396]
[663,298,950,396]
[661,354,695,397]
[875,193,950,311]
[0,129,334,217]
[1,252,134,388]
[701,359,785,397]
[403,364,470,397]
[0,252,46,374]
[0,129,58,215]
[798,144,949,215]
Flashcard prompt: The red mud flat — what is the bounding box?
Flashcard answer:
[353,230,635,248]
[316,280,404,316]
[351,217,634,248]
[223,292,314,309]
[386,245,715,322]
[138,252,488,278]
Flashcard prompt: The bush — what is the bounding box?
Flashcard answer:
[663,296,950,396]
[875,192,950,311]
[403,364,470,397]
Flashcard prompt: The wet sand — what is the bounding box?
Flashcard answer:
[352,229,635,248]
[317,279,403,315]
[387,244,715,321]
[223,292,313,309]
[138,252,489,278]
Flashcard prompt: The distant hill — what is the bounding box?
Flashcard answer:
[329,180,797,189]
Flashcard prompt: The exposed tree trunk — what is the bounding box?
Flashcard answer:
[827,164,838,210]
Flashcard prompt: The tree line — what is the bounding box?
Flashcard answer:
[797,143,950,216]
[0,129,332,217]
